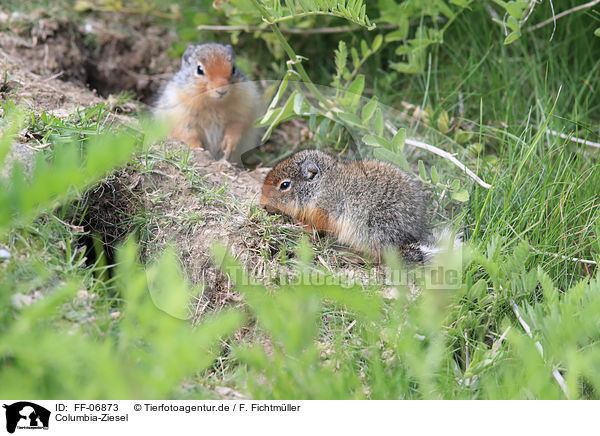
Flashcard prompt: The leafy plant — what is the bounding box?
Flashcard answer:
[239,0,489,202]
[212,235,600,399]
[0,240,243,398]
[0,103,245,398]
[0,108,157,232]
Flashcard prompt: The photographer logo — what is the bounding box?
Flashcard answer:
[3,402,50,434]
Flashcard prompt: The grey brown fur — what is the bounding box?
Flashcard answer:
[260,149,433,262]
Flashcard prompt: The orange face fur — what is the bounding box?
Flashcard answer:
[174,58,234,114]
[260,172,337,234]
[199,55,234,98]
[259,177,280,213]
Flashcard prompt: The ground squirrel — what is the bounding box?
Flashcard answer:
[154,42,262,161]
[260,150,434,262]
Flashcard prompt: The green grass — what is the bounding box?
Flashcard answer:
[0,0,599,399]
[431,6,600,289]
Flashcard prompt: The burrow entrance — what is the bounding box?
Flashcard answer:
[1,14,179,103]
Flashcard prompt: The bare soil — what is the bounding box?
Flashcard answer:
[0,11,177,103]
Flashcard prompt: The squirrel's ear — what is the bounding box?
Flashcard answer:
[182,46,194,67]
[301,160,320,181]
[225,44,235,58]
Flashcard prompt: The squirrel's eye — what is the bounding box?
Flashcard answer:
[231,65,236,76]
[279,180,291,191]
[196,65,205,75]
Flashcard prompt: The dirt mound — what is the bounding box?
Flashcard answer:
[136,143,299,319]
[0,40,102,112]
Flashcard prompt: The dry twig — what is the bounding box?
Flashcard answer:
[385,121,492,189]
[197,23,397,34]
[527,0,600,34]
[547,129,600,149]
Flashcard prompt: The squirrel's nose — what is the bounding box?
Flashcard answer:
[214,87,229,98]
[259,195,274,211]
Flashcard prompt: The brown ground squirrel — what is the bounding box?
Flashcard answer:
[154,43,262,161]
[260,150,434,262]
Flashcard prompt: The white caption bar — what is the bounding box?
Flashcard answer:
[0,400,594,435]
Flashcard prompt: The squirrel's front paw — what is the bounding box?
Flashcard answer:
[220,126,243,160]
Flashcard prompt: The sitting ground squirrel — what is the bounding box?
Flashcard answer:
[154,43,262,161]
[260,150,434,262]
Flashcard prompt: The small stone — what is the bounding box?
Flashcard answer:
[12,293,33,309]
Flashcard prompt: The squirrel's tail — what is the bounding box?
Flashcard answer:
[402,227,462,264]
